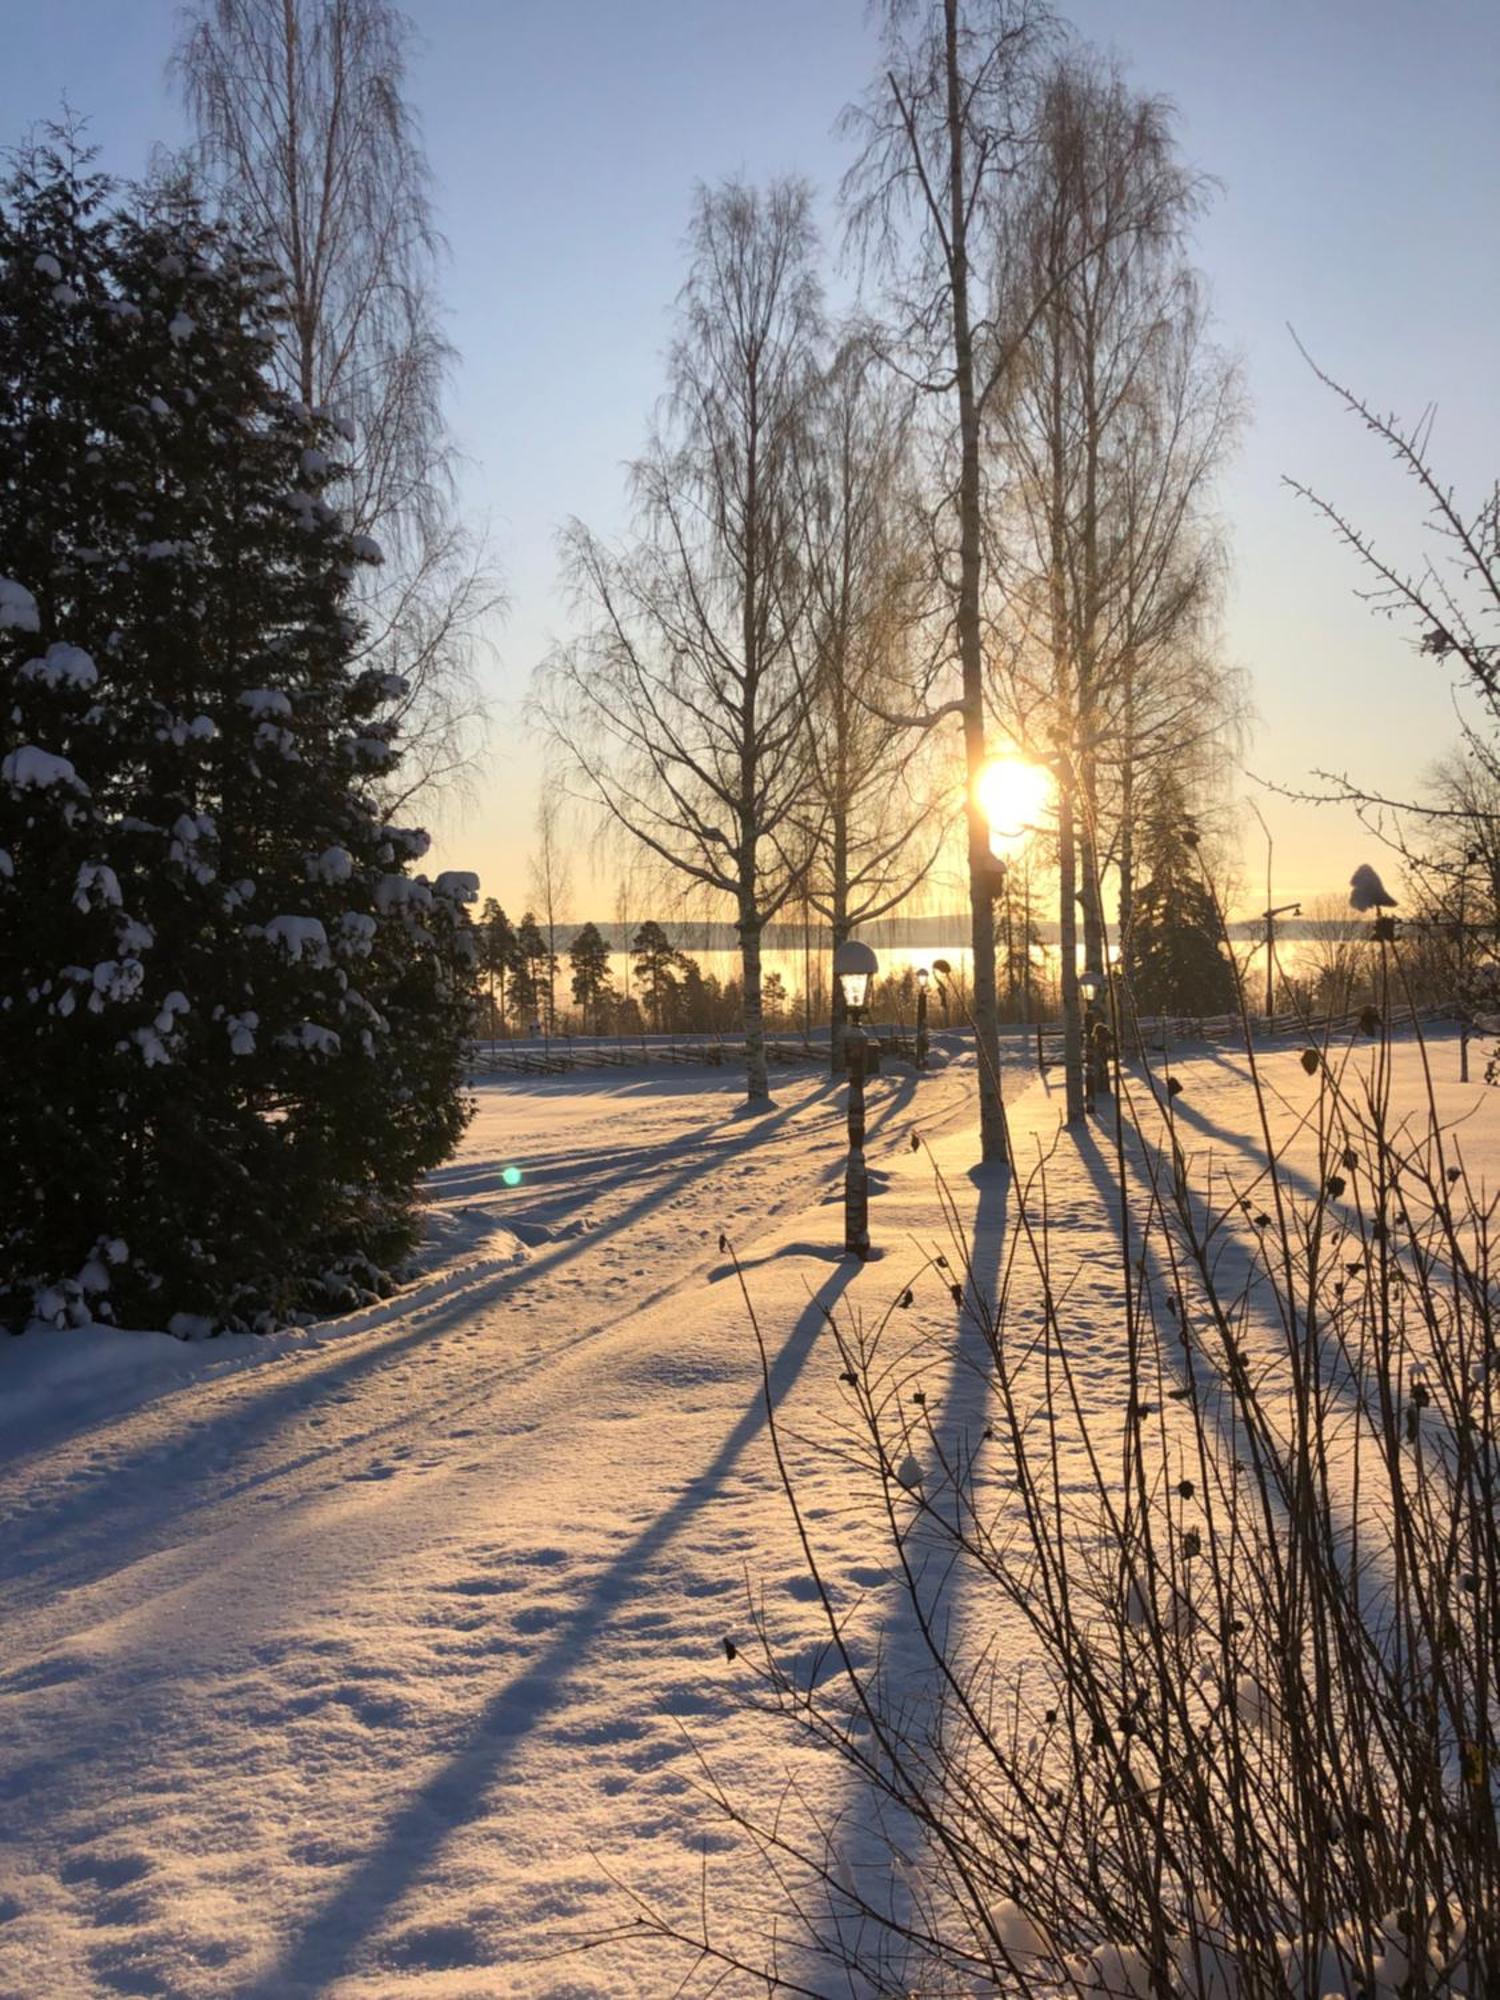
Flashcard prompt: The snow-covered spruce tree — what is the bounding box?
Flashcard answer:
[0,146,474,1334]
[1123,776,1237,1018]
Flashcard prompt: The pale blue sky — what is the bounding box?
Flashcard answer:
[5,1,1498,919]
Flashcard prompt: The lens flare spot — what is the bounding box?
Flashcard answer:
[501,1164,523,1188]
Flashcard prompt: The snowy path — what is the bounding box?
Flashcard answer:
[2,1034,1489,1998]
[0,1053,1007,1999]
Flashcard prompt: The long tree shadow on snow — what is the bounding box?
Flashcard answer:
[820,1088,1441,1987]
[427,1069,816,1210]
[827,1120,1268,1986]
[236,1258,859,2000]
[4,1073,922,1614]
[1072,1113,1435,1529]
[827,1156,1012,1979]
[1112,1079,1478,1438]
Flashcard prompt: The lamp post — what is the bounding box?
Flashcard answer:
[1259,903,1301,1022]
[1248,799,1300,1021]
[1458,847,1483,1083]
[915,965,930,1070]
[1079,965,1105,1112]
[834,939,878,1260]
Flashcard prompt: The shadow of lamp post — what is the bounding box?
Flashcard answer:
[834,939,878,1260]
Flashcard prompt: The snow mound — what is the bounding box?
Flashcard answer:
[0,1320,322,1455]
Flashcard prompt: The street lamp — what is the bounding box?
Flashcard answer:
[915,965,930,1070]
[834,939,879,1260]
[1248,799,1299,1021]
[1259,904,1302,1021]
[1078,965,1106,1111]
[1458,847,1482,1083]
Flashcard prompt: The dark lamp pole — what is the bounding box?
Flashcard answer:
[915,966,930,1070]
[1261,903,1301,1020]
[834,940,878,1260]
[1079,966,1107,1111]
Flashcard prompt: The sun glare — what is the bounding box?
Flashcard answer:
[975,757,1055,846]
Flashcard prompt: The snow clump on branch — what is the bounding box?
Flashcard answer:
[0,575,41,631]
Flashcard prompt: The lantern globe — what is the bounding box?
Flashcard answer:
[833,939,879,1017]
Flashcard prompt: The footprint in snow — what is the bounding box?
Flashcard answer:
[444,1575,518,1597]
[382,1921,487,1973]
[781,1573,827,1603]
[511,1603,566,1635]
[60,1853,149,1891]
[3,1653,95,1694]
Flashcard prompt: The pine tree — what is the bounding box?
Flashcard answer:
[567,921,612,1029]
[476,896,516,1034]
[1125,781,1237,1019]
[0,147,474,1332]
[677,955,711,1032]
[630,921,680,1032]
[512,911,551,1030]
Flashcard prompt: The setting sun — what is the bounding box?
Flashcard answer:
[975,756,1056,846]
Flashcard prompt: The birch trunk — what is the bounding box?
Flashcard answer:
[740,901,771,1105]
[1058,784,1085,1124]
[947,0,1005,1164]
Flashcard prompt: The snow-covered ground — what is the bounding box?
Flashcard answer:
[1,1030,1491,1998]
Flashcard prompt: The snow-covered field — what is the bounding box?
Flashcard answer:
[1,1031,1492,1998]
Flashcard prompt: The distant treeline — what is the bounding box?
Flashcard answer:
[472,905,1000,1039]
[476,913,1387,953]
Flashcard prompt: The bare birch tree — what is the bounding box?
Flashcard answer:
[534,179,823,1107]
[798,335,951,1074]
[988,52,1241,1118]
[842,0,1060,1161]
[174,0,495,797]
[528,788,573,1037]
